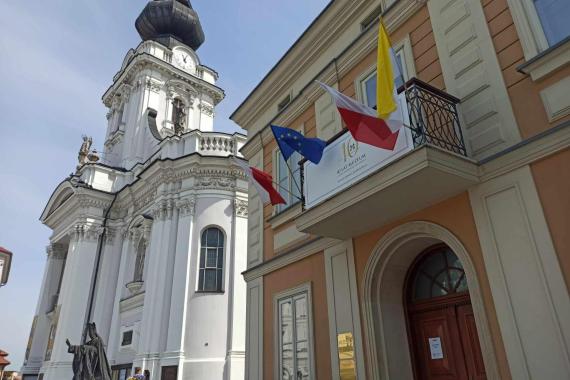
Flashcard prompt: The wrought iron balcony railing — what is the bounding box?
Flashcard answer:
[402,78,467,156]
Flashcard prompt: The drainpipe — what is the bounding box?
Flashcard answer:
[82,193,118,343]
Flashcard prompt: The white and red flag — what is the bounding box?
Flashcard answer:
[233,158,286,206]
[317,22,405,150]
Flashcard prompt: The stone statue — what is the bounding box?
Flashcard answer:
[66,323,112,380]
[78,136,93,169]
[173,98,187,135]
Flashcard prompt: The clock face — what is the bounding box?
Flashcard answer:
[173,50,196,73]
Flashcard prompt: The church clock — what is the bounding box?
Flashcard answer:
[173,49,196,73]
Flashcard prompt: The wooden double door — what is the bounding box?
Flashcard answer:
[407,245,486,380]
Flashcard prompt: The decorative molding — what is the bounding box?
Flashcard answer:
[151,199,176,220]
[46,243,67,260]
[198,103,215,117]
[69,222,104,241]
[195,175,235,191]
[176,196,196,216]
[103,51,225,107]
[540,75,570,121]
[234,198,248,218]
[119,292,145,313]
[518,38,570,81]
[232,0,425,138]
[478,121,570,181]
[145,77,163,93]
[104,227,118,245]
[243,237,341,282]
[76,195,112,210]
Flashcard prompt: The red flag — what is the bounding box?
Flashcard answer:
[318,82,403,150]
[234,159,286,206]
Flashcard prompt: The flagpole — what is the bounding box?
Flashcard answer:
[283,158,302,198]
[269,126,303,198]
[271,177,303,202]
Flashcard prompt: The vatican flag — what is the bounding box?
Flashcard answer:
[376,22,399,120]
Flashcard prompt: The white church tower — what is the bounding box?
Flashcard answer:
[21,1,248,379]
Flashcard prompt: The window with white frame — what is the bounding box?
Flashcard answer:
[275,149,302,213]
[277,290,312,380]
[198,227,224,292]
[360,45,410,109]
[533,0,570,46]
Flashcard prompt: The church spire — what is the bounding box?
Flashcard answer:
[135,0,205,50]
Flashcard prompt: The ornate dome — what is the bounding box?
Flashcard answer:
[136,0,205,50]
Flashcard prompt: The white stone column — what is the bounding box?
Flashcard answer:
[43,223,103,380]
[137,198,177,377]
[164,197,196,378]
[91,227,124,345]
[226,198,248,380]
[22,244,66,374]
[107,228,134,362]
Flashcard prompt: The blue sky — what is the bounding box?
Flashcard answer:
[0,0,329,370]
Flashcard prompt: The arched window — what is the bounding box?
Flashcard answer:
[409,245,468,302]
[198,227,224,292]
[134,239,146,282]
[171,98,187,135]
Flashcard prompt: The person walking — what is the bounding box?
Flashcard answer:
[128,368,145,380]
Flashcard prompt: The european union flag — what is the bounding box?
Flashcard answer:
[271,125,327,165]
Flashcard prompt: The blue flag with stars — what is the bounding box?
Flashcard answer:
[271,125,327,165]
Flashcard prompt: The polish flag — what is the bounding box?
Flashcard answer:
[318,82,404,150]
[233,158,286,206]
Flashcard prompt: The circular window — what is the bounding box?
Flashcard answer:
[409,245,468,302]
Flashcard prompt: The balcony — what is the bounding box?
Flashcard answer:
[296,78,479,239]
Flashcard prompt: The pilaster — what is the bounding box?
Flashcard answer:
[22,243,67,374]
[91,226,125,345]
[163,196,196,377]
[137,198,178,378]
[42,222,104,379]
[226,198,248,379]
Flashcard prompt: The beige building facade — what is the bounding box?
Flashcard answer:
[231,0,570,379]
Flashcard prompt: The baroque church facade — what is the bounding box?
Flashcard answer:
[21,1,248,379]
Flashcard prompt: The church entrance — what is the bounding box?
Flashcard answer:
[406,245,486,380]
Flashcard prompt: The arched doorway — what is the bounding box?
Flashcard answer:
[405,244,486,380]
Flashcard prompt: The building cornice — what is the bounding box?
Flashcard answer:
[242,237,341,282]
[102,52,225,107]
[479,121,570,181]
[232,0,426,138]
[231,0,370,128]
[237,1,426,156]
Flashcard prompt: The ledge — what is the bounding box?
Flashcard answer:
[268,202,302,229]
[296,146,479,239]
[518,36,570,81]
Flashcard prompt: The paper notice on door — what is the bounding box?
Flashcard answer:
[428,337,444,359]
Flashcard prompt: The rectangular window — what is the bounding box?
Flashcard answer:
[534,0,570,46]
[121,330,133,346]
[275,149,302,213]
[360,45,409,109]
[278,291,312,380]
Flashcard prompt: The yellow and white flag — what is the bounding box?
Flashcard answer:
[376,22,401,121]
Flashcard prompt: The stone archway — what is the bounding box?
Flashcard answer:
[361,221,500,379]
